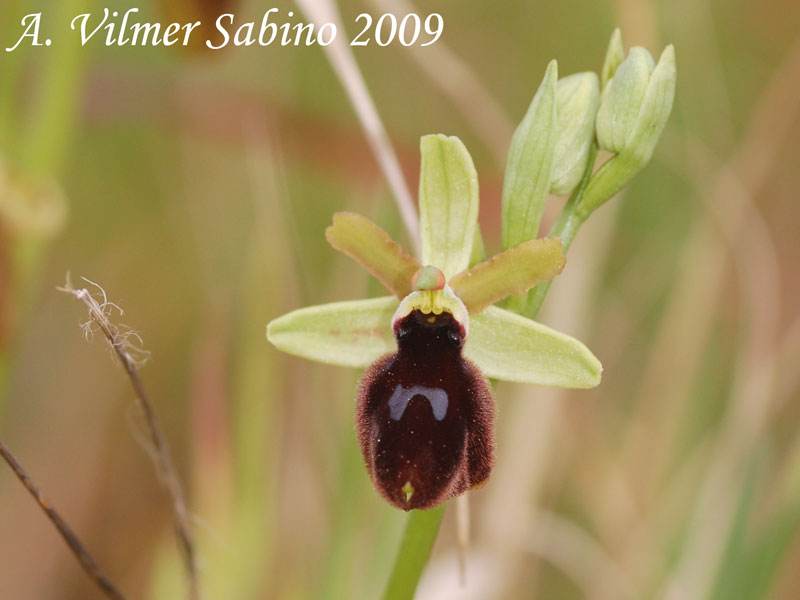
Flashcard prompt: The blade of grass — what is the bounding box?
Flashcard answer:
[20,0,91,176]
[0,0,25,145]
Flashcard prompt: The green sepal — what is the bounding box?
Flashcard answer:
[325,212,421,298]
[601,28,624,88]
[626,44,676,165]
[465,306,602,388]
[418,134,480,280]
[268,298,602,389]
[501,60,558,250]
[596,46,655,154]
[266,297,397,367]
[449,238,565,314]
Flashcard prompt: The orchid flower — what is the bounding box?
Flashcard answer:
[267,134,601,510]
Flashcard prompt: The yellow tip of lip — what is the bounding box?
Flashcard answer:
[402,481,415,504]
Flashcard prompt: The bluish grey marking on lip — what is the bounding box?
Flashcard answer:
[388,384,449,421]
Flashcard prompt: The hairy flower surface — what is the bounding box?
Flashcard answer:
[267,134,602,510]
[357,308,494,510]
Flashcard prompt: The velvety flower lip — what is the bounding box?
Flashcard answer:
[355,308,494,510]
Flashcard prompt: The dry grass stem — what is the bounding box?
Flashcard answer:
[58,273,199,600]
[294,0,420,253]
[370,0,514,165]
[0,440,128,600]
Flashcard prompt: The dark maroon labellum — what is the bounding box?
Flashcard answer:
[356,309,495,511]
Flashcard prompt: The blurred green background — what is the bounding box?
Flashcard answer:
[1,0,799,598]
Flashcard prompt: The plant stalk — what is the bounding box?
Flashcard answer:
[381,506,446,600]
[525,143,599,318]
[0,439,128,600]
[59,276,199,600]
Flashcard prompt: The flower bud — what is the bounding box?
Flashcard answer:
[550,72,599,196]
[596,45,675,162]
[577,44,675,218]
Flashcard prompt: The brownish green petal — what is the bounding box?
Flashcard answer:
[326,212,421,298]
[449,238,565,314]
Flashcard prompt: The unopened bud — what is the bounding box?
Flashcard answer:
[550,72,599,196]
[596,45,675,163]
[577,44,676,218]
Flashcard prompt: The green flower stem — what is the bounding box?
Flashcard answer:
[381,506,446,600]
[525,142,598,318]
[574,152,641,218]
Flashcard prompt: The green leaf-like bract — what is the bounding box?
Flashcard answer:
[501,60,558,250]
[465,306,602,388]
[418,134,480,280]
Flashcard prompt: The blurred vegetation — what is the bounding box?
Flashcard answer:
[1,0,799,599]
